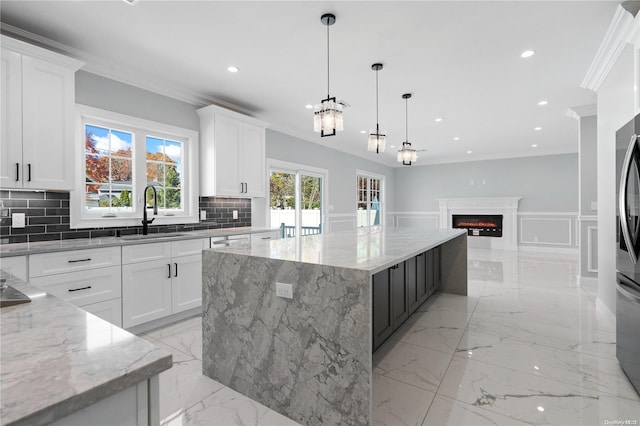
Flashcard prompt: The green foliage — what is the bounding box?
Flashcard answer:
[99,189,132,208]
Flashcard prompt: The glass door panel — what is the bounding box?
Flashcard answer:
[300,174,322,236]
[270,171,296,238]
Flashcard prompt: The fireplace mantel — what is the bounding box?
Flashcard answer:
[437,197,522,250]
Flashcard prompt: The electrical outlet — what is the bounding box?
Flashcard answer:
[275,282,293,299]
[200,210,207,220]
[12,213,25,228]
[233,210,238,220]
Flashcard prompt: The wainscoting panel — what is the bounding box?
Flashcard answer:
[389,213,439,230]
[587,225,598,272]
[327,215,356,233]
[519,216,574,246]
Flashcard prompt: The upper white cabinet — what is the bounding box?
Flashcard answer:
[0,36,84,190]
[197,104,267,198]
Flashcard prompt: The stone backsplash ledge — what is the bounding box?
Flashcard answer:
[0,190,251,244]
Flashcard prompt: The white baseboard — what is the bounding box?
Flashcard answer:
[517,245,579,255]
[577,275,598,288]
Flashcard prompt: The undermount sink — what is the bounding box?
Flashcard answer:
[120,233,188,241]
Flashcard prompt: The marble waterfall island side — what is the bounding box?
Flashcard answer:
[202,228,467,425]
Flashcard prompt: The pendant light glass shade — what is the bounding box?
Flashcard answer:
[314,13,343,137]
[397,93,417,165]
[314,98,343,135]
[367,63,386,153]
[397,141,417,164]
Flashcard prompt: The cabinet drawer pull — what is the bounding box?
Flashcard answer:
[261,237,272,240]
[167,264,171,279]
[15,163,19,181]
[27,164,31,182]
[68,258,92,263]
[68,286,92,292]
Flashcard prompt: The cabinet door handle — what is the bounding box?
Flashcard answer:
[244,182,247,193]
[240,182,244,193]
[15,163,19,181]
[174,262,178,277]
[68,285,92,292]
[27,164,31,182]
[68,258,92,263]
[167,264,172,278]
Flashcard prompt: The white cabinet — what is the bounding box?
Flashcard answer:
[0,36,84,190]
[29,247,123,327]
[122,238,209,328]
[251,230,281,243]
[197,104,267,197]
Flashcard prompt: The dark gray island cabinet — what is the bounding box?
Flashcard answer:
[202,228,467,426]
[373,247,441,350]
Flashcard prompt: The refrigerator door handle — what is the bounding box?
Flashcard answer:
[619,134,639,264]
[617,273,640,304]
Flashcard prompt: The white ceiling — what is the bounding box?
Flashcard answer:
[0,1,618,167]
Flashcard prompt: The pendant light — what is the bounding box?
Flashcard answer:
[397,93,417,165]
[313,13,343,137]
[367,63,386,153]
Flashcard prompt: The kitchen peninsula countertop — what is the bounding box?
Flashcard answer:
[0,274,172,426]
[205,227,466,274]
[0,226,279,257]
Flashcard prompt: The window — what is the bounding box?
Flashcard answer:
[357,171,384,228]
[267,160,327,238]
[72,105,199,229]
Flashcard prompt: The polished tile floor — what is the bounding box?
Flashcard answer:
[140,248,640,425]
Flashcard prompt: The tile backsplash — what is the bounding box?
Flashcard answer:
[0,190,251,244]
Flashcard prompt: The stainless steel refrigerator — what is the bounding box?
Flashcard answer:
[616,113,640,395]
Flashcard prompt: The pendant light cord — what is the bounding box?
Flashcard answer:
[405,97,409,143]
[375,70,379,133]
[326,22,330,98]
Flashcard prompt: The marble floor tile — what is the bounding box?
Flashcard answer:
[422,395,533,426]
[389,309,471,354]
[144,339,224,422]
[438,357,640,426]
[373,339,453,392]
[161,386,301,426]
[416,292,479,314]
[146,315,203,360]
[455,330,640,402]
[373,374,435,426]
[468,311,617,359]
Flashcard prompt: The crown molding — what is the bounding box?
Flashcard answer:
[581,5,636,91]
[0,23,255,115]
[567,104,597,120]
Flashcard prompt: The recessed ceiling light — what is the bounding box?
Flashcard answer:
[466,150,472,154]
[534,127,542,131]
[435,118,443,123]
[227,66,239,73]
[453,137,460,141]
[537,100,548,106]
[531,144,538,148]
[305,104,313,109]
[537,407,545,412]
[521,50,535,58]
[390,145,395,149]
[360,130,367,134]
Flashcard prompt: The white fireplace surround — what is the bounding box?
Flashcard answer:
[437,197,522,250]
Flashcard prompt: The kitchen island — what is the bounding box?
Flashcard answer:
[0,273,172,426]
[201,227,467,425]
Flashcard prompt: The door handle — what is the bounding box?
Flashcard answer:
[619,134,639,264]
[15,163,19,181]
[174,262,178,277]
[167,263,171,279]
[27,164,31,182]
[244,182,248,193]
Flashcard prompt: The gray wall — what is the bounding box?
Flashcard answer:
[265,129,396,215]
[580,116,598,215]
[394,154,579,213]
[76,71,199,131]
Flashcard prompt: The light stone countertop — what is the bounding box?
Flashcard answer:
[205,227,466,274]
[0,226,280,257]
[0,272,173,426]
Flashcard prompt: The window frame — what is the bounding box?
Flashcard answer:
[356,169,385,229]
[72,105,199,229]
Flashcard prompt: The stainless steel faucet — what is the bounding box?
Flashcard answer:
[142,185,158,235]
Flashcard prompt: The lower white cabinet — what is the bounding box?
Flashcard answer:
[122,238,208,329]
[0,255,27,281]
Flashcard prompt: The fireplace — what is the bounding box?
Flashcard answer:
[452,214,503,237]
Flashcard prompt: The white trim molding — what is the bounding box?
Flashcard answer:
[567,104,597,120]
[582,5,637,91]
[587,225,599,273]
